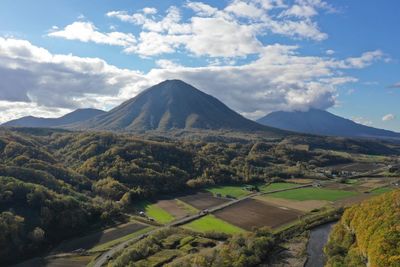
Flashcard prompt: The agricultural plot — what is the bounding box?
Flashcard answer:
[14,255,93,267]
[179,192,229,210]
[183,215,245,234]
[136,201,175,224]
[206,185,250,198]
[254,195,329,212]
[259,182,299,193]
[52,222,146,253]
[268,187,357,201]
[329,162,384,172]
[214,199,303,230]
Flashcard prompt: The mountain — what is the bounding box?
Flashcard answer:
[2,108,105,128]
[257,108,400,140]
[71,79,283,134]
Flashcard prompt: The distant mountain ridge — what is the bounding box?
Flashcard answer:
[2,108,105,128]
[257,109,400,140]
[69,79,283,135]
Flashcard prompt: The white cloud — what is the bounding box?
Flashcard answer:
[0,37,385,123]
[48,21,136,48]
[342,50,384,69]
[155,59,183,69]
[326,49,335,55]
[382,114,395,121]
[0,37,144,113]
[352,116,373,126]
[100,0,331,58]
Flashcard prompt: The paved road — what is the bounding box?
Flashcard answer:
[92,183,314,267]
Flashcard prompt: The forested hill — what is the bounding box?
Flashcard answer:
[0,128,399,265]
[325,190,400,267]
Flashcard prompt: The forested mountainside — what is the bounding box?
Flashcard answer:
[0,128,399,264]
[325,190,400,267]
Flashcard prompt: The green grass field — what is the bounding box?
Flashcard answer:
[269,187,357,201]
[259,182,299,193]
[136,201,175,224]
[183,215,245,234]
[371,187,393,195]
[206,185,249,198]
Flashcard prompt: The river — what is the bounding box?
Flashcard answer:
[305,222,336,267]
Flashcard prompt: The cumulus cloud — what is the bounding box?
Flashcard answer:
[0,37,384,123]
[48,21,136,50]
[48,0,332,58]
[382,114,395,121]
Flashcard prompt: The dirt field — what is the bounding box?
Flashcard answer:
[254,196,329,212]
[157,199,189,219]
[52,222,146,253]
[286,178,314,184]
[179,192,229,210]
[214,199,303,230]
[333,193,374,207]
[324,183,357,191]
[330,162,384,172]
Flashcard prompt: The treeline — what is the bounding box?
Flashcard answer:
[324,190,400,267]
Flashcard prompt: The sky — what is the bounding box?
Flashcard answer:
[0,0,399,131]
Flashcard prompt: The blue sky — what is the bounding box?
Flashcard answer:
[0,0,399,131]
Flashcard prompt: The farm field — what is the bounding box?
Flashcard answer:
[14,255,93,267]
[254,195,329,212]
[136,201,175,224]
[178,192,229,210]
[52,221,147,254]
[259,182,299,193]
[268,187,358,201]
[206,185,250,198]
[183,215,245,234]
[214,198,303,230]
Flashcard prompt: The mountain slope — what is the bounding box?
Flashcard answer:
[257,109,400,139]
[2,108,105,128]
[72,80,282,134]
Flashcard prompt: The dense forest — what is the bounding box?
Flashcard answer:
[325,190,400,267]
[0,127,399,264]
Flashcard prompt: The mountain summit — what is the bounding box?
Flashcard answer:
[257,109,400,140]
[73,79,280,133]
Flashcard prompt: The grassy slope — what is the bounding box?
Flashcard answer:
[269,187,357,201]
[89,226,155,252]
[183,215,245,234]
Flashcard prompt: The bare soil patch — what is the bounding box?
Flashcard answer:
[52,222,146,253]
[330,162,384,172]
[286,178,314,184]
[157,200,188,219]
[179,192,229,210]
[214,199,303,230]
[255,196,329,212]
[333,193,374,207]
